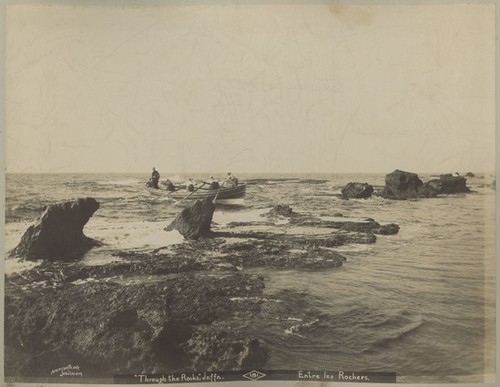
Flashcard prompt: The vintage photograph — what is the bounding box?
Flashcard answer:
[3,1,496,385]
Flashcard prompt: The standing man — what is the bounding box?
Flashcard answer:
[151,167,160,189]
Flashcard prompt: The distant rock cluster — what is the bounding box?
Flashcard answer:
[342,169,472,200]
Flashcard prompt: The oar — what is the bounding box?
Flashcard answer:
[178,182,207,203]
[166,186,183,195]
[212,187,222,204]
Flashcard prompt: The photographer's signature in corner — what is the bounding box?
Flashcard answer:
[51,364,83,377]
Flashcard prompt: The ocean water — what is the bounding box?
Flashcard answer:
[3,172,496,383]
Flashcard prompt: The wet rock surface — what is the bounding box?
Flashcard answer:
[5,202,400,378]
[165,198,216,239]
[379,170,428,199]
[341,182,374,199]
[378,169,472,199]
[12,198,101,261]
[426,174,471,194]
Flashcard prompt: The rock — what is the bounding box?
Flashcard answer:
[241,339,269,369]
[187,328,268,371]
[417,182,440,198]
[380,170,426,199]
[12,198,101,261]
[5,272,269,377]
[265,204,297,218]
[165,198,216,239]
[379,169,442,199]
[341,182,374,199]
[238,247,346,270]
[426,174,471,194]
[465,172,475,178]
[151,320,193,368]
[372,223,400,235]
[108,308,139,328]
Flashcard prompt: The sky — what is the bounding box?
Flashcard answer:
[5,3,496,174]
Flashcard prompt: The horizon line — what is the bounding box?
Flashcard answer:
[4,170,495,175]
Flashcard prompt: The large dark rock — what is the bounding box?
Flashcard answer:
[5,273,269,377]
[465,172,475,178]
[341,182,374,199]
[380,169,439,199]
[12,198,100,261]
[165,198,216,239]
[425,174,471,194]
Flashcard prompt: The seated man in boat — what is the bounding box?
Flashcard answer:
[185,178,195,192]
[151,167,160,189]
[222,172,238,188]
[165,178,176,192]
[207,176,220,190]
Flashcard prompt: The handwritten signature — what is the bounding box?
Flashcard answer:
[51,364,83,377]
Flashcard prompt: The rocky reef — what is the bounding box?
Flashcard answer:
[5,200,400,379]
[426,174,471,194]
[11,198,101,261]
[344,170,473,200]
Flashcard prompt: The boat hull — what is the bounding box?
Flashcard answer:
[146,184,246,205]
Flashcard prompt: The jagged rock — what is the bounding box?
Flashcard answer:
[426,174,471,194]
[379,170,441,199]
[380,170,426,199]
[12,198,100,261]
[165,198,216,239]
[265,204,297,218]
[341,182,374,199]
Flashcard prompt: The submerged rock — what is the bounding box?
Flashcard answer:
[166,198,216,239]
[265,204,297,218]
[341,182,374,199]
[12,198,101,261]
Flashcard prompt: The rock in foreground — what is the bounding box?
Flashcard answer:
[5,273,268,377]
[12,198,100,261]
[341,182,374,199]
[166,198,216,239]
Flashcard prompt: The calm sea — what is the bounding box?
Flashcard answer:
[3,172,496,383]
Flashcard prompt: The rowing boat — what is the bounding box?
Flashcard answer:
[145,183,246,205]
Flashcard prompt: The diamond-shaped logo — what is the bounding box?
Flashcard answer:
[243,370,266,381]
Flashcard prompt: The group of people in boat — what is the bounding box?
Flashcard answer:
[146,168,238,192]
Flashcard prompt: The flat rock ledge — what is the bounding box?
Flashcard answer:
[5,204,399,379]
